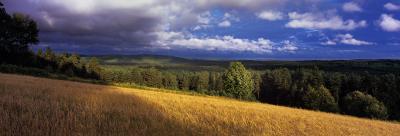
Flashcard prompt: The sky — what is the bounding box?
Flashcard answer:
[3,0,400,60]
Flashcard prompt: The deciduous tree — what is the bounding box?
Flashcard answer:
[223,62,254,100]
[344,91,388,119]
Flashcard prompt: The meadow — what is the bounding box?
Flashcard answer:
[1,73,399,136]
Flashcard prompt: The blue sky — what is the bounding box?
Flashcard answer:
[3,0,400,59]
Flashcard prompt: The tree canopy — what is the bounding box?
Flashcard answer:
[302,85,339,112]
[344,91,388,119]
[223,62,254,100]
[0,2,38,65]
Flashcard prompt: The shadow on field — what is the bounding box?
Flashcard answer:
[0,74,206,136]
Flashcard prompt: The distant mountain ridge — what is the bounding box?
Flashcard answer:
[86,54,400,62]
[83,54,400,73]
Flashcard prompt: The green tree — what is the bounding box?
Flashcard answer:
[252,72,262,99]
[270,68,292,91]
[215,73,225,95]
[208,72,224,95]
[141,67,162,88]
[302,85,339,112]
[309,66,324,87]
[57,53,75,76]
[37,48,44,58]
[325,72,343,101]
[69,54,81,68]
[44,47,56,62]
[9,13,39,48]
[162,72,178,89]
[177,72,191,90]
[86,57,101,79]
[377,74,398,119]
[195,71,209,92]
[343,91,388,119]
[0,3,38,65]
[261,68,292,104]
[128,67,143,85]
[223,62,254,100]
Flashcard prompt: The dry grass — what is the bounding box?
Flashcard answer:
[0,73,399,136]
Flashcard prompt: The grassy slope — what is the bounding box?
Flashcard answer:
[0,73,399,136]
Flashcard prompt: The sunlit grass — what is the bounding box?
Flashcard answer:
[0,73,399,135]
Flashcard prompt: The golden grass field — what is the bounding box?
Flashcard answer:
[0,73,399,136]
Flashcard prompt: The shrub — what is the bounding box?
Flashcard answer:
[343,91,388,119]
[0,64,49,77]
[302,85,339,112]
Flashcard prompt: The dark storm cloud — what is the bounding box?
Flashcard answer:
[4,0,164,48]
[37,11,161,47]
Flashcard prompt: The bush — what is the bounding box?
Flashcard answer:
[302,85,339,112]
[0,64,49,77]
[343,91,388,119]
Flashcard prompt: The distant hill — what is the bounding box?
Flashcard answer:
[92,54,209,65]
[86,54,230,71]
[1,73,399,135]
[86,55,400,73]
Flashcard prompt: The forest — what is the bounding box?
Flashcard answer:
[99,62,400,121]
[1,2,399,121]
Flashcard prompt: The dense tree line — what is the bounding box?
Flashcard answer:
[260,68,399,120]
[0,2,101,79]
[35,48,102,79]
[101,63,400,121]
[101,62,253,97]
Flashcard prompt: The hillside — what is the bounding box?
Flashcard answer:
[0,73,399,135]
[91,55,229,71]
[91,55,400,73]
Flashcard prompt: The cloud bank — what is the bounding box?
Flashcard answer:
[286,12,367,30]
[342,2,362,12]
[322,34,373,46]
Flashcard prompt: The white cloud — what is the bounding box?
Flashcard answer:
[321,40,336,45]
[217,12,239,28]
[218,20,231,27]
[194,0,295,10]
[321,34,373,46]
[151,31,187,48]
[153,32,306,54]
[256,11,284,21]
[169,36,274,53]
[194,11,213,30]
[223,13,240,22]
[154,32,303,53]
[277,40,298,52]
[384,3,400,11]
[378,14,400,32]
[152,32,275,53]
[336,34,373,45]
[342,2,362,12]
[286,12,367,30]
[197,11,212,25]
